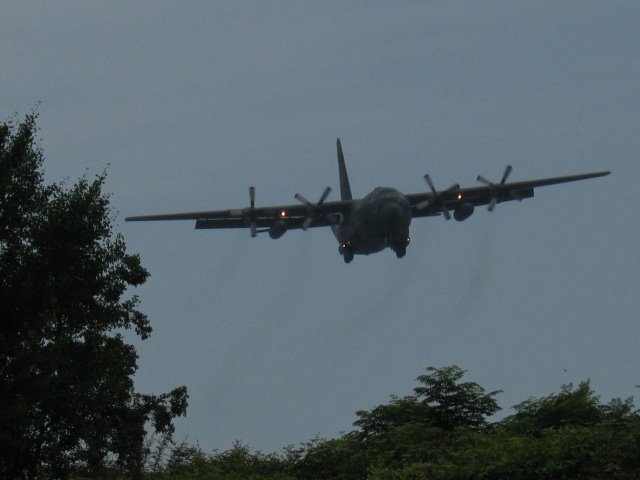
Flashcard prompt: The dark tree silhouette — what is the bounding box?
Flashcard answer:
[413,365,502,430]
[0,112,187,479]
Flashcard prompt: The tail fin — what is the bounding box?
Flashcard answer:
[336,138,352,200]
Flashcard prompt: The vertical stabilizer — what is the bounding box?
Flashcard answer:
[336,138,353,200]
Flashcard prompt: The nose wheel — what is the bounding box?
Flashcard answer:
[339,243,354,264]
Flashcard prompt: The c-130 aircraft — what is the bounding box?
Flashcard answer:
[126,139,610,263]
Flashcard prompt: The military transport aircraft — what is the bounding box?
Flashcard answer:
[126,139,610,263]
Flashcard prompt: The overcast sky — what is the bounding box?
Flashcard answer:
[3,1,639,453]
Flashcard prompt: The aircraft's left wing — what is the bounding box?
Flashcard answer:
[126,190,351,237]
[407,168,610,219]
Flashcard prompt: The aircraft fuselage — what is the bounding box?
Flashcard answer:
[334,187,411,262]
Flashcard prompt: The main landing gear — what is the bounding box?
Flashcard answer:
[339,243,354,264]
[391,234,410,259]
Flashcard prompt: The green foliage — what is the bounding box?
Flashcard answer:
[354,395,426,438]
[0,113,187,479]
[285,436,367,480]
[145,440,294,480]
[503,380,605,433]
[139,365,640,480]
[366,422,640,480]
[601,396,636,420]
[354,366,502,441]
[413,365,502,431]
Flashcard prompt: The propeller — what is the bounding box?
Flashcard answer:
[477,165,513,211]
[416,174,460,220]
[248,186,257,237]
[294,186,335,230]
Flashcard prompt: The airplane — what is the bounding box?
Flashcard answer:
[126,139,610,263]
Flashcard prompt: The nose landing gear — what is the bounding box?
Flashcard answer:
[339,243,354,264]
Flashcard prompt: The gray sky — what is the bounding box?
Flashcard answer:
[3,2,639,452]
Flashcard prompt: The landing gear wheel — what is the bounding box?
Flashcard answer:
[395,245,406,258]
[339,243,354,263]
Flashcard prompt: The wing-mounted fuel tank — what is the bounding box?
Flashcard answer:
[453,202,474,221]
[269,220,288,239]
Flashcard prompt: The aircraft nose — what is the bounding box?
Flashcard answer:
[381,202,408,230]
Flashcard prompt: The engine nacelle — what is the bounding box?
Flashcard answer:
[454,202,474,222]
[269,220,288,239]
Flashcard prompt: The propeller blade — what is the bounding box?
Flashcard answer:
[500,165,513,184]
[296,187,333,230]
[318,186,331,205]
[477,165,515,211]
[248,187,257,236]
[294,193,312,206]
[302,217,314,230]
[424,174,437,194]
[249,186,255,208]
[422,174,455,219]
[477,175,492,186]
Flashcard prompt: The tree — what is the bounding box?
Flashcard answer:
[0,112,187,479]
[413,365,502,430]
[502,380,635,434]
[286,435,369,480]
[353,366,501,439]
[353,395,425,438]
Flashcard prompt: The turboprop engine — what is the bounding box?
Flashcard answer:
[269,220,288,239]
[454,202,474,221]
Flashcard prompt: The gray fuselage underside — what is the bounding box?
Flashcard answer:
[333,187,411,254]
